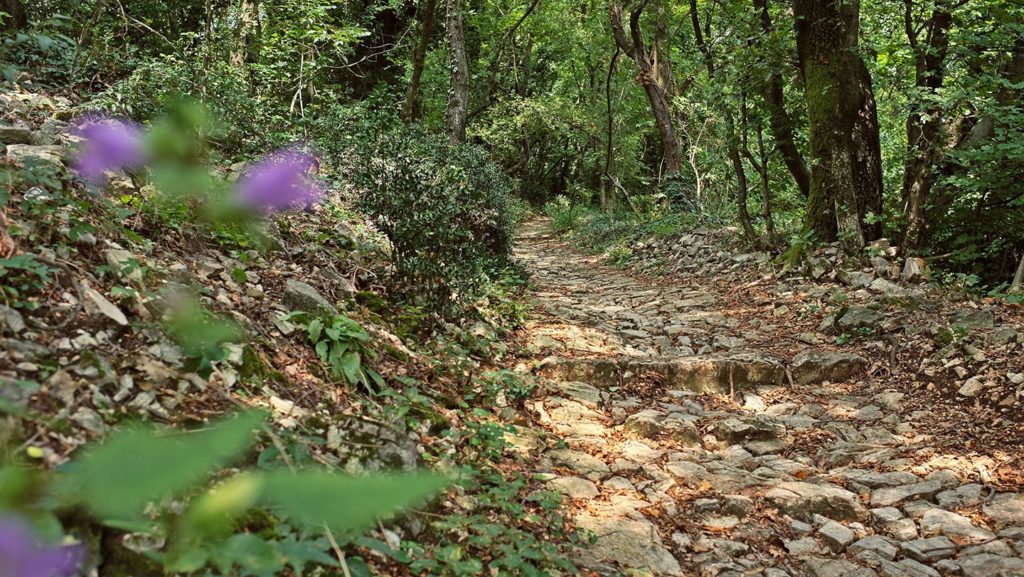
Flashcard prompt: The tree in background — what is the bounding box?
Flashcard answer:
[794,0,884,250]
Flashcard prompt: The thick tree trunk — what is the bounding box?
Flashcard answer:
[900,1,953,252]
[445,0,469,143]
[402,0,438,122]
[794,0,883,251]
[230,0,260,67]
[2,0,27,31]
[753,0,810,198]
[609,0,682,175]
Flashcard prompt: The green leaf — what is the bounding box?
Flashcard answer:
[341,351,361,384]
[59,411,265,520]
[276,537,338,574]
[260,471,449,533]
[213,533,284,577]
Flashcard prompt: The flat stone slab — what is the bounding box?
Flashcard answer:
[765,481,868,522]
[574,510,682,575]
[543,351,785,392]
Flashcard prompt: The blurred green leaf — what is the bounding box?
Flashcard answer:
[260,471,448,532]
[59,411,265,520]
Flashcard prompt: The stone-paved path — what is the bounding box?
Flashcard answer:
[511,220,1024,577]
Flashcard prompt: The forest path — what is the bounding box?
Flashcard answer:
[509,218,1024,577]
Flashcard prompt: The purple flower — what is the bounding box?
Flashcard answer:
[236,148,324,213]
[71,115,144,185]
[0,516,85,577]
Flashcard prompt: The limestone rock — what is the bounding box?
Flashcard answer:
[6,144,64,167]
[282,279,337,316]
[837,307,884,331]
[0,123,34,144]
[765,481,868,522]
[901,258,929,283]
[983,493,1024,529]
[792,350,869,385]
[574,510,681,575]
[869,481,942,507]
[804,558,878,577]
[548,476,600,499]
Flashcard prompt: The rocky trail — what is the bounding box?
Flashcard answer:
[509,220,1024,577]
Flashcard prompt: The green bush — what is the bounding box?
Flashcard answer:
[351,127,526,321]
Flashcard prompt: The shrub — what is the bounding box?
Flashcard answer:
[351,127,526,321]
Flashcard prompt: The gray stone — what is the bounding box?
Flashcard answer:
[792,350,869,385]
[713,415,784,443]
[765,481,868,522]
[804,558,878,577]
[819,521,856,552]
[838,307,884,331]
[786,536,823,557]
[721,494,754,518]
[547,449,610,480]
[983,493,1024,529]
[869,481,943,507]
[282,279,337,316]
[901,536,957,563]
[878,559,939,577]
[901,258,929,283]
[0,123,34,144]
[920,508,995,543]
[547,476,600,499]
[0,304,26,334]
[959,554,1024,577]
[840,270,876,288]
[839,470,919,489]
[550,381,605,407]
[6,144,63,167]
[849,536,898,561]
[950,309,995,331]
[574,510,681,575]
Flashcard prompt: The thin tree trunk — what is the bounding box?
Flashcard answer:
[402,0,438,122]
[445,0,469,143]
[753,0,810,198]
[794,0,883,251]
[690,0,752,237]
[1011,252,1024,293]
[610,0,682,175]
[900,1,953,253]
[604,46,620,211]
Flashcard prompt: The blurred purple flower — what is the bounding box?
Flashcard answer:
[71,115,144,185]
[236,148,324,213]
[0,517,85,577]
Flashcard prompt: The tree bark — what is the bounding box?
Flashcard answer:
[794,0,883,251]
[2,0,27,31]
[1012,252,1024,294]
[445,0,469,143]
[609,0,682,174]
[402,0,438,122]
[900,0,953,253]
[752,0,810,198]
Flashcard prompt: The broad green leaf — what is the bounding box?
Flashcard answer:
[260,471,449,533]
[59,411,265,520]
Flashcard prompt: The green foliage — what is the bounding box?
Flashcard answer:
[0,253,55,310]
[0,13,75,84]
[288,311,385,391]
[8,411,448,575]
[163,299,245,378]
[352,126,526,321]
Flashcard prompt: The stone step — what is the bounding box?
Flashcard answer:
[539,351,787,392]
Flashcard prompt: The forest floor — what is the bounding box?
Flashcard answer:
[508,219,1024,577]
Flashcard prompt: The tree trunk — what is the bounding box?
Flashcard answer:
[2,0,27,31]
[1012,252,1024,294]
[900,1,953,253]
[753,0,810,198]
[402,0,438,122]
[794,0,883,251]
[445,0,469,143]
[609,0,682,174]
[230,0,260,67]
[691,0,752,236]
